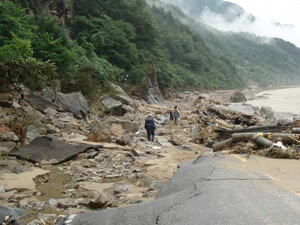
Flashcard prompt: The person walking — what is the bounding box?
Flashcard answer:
[173,106,180,125]
[167,107,174,121]
[145,114,156,142]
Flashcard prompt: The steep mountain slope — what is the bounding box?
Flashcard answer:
[148,0,300,86]
[1,0,248,99]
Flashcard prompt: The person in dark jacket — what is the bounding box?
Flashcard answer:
[167,107,174,120]
[145,114,156,142]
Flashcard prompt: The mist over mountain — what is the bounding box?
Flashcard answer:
[158,0,255,23]
[147,0,300,86]
[157,0,300,47]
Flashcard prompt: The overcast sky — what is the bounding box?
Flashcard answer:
[227,0,299,27]
[200,0,300,47]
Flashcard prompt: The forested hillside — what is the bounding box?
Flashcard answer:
[0,0,248,100]
[148,0,300,86]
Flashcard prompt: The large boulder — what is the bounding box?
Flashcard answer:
[25,92,59,112]
[230,91,247,103]
[112,84,135,107]
[56,92,90,119]
[120,120,140,133]
[0,206,25,225]
[89,126,112,143]
[41,86,55,102]
[259,106,277,124]
[122,104,135,114]
[102,97,123,116]
[115,134,132,146]
[110,123,125,137]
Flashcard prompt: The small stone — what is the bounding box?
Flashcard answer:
[12,164,29,174]
[130,149,139,157]
[0,186,5,193]
[62,189,76,194]
[114,186,128,194]
[89,192,110,209]
[57,199,78,208]
[136,172,145,179]
[105,174,120,179]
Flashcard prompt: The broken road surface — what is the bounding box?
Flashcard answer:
[58,154,300,225]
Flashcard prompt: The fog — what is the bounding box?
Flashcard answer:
[158,0,300,48]
[200,8,300,48]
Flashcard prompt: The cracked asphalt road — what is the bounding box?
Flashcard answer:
[59,154,300,225]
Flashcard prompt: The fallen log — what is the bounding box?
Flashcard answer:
[232,133,300,145]
[251,134,274,148]
[212,138,233,152]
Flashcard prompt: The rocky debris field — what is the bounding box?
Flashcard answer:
[0,81,202,224]
[1,82,300,224]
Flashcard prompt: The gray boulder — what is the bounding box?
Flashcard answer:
[115,134,132,146]
[26,125,40,141]
[122,104,135,114]
[0,206,25,225]
[259,106,277,124]
[56,92,90,119]
[25,92,59,112]
[0,141,16,154]
[102,97,123,116]
[230,91,247,103]
[41,86,55,102]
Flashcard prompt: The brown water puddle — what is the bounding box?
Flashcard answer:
[36,168,70,202]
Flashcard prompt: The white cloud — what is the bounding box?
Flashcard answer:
[199,6,300,47]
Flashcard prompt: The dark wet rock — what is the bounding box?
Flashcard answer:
[102,97,123,116]
[10,136,102,164]
[56,92,90,119]
[41,86,55,102]
[0,206,25,225]
[25,92,59,112]
[230,91,247,103]
[57,199,78,208]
